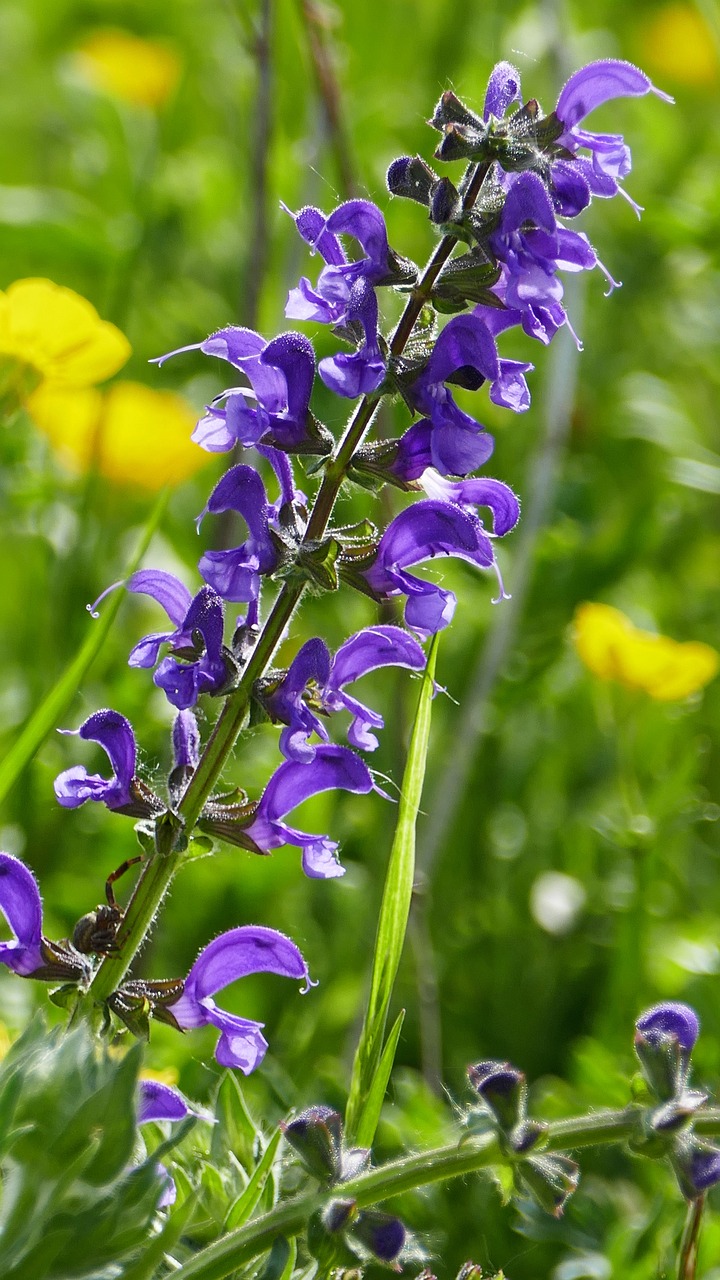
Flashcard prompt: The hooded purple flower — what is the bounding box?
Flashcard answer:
[474,171,617,348]
[54,709,140,812]
[126,572,229,710]
[164,926,310,1073]
[420,468,521,538]
[154,329,317,454]
[285,199,398,324]
[264,626,426,762]
[406,314,532,475]
[361,499,509,636]
[553,59,673,216]
[196,465,279,602]
[239,744,375,878]
[285,200,405,397]
[0,853,46,977]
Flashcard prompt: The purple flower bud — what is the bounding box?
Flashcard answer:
[468,1059,526,1132]
[635,1002,699,1100]
[351,1210,406,1262]
[636,1003,699,1054]
[282,1106,343,1182]
[172,710,200,773]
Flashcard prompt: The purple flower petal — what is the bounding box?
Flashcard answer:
[325,200,390,278]
[330,626,426,689]
[127,571,193,628]
[556,59,672,130]
[0,853,44,976]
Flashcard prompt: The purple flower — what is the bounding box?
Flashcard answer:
[285,199,398,325]
[406,314,532,476]
[635,1002,699,1054]
[54,709,143,812]
[264,626,426,762]
[554,60,673,216]
[197,465,279,602]
[483,61,522,120]
[126,572,230,710]
[0,853,45,977]
[240,744,375,878]
[475,171,616,348]
[172,710,200,773]
[164,926,310,1073]
[318,276,385,398]
[686,1145,720,1194]
[362,499,508,636]
[138,1079,192,1125]
[154,329,317,454]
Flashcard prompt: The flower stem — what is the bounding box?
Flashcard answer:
[170,1105,720,1280]
[81,160,492,1011]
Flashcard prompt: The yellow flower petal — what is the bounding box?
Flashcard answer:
[572,603,635,681]
[75,29,182,110]
[0,279,130,388]
[29,380,212,492]
[641,3,718,87]
[573,602,719,701]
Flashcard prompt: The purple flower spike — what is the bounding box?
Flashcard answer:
[54,709,137,811]
[164,926,310,1073]
[554,60,673,214]
[197,465,278,603]
[127,573,229,710]
[241,744,375,878]
[0,853,45,977]
[362,499,501,637]
[138,1079,192,1125]
[636,1002,700,1054]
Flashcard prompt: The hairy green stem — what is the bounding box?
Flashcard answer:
[82,160,491,1010]
[172,1105,720,1280]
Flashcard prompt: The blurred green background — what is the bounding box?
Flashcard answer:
[0,0,719,1274]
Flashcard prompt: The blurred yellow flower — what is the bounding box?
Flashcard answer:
[74,29,181,109]
[29,380,212,491]
[573,603,719,701]
[0,278,129,414]
[140,1066,180,1087]
[641,3,718,86]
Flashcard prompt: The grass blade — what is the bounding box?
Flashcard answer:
[345,635,439,1144]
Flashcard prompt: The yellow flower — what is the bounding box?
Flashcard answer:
[573,603,719,701]
[140,1066,180,1087]
[640,3,718,87]
[74,29,181,110]
[29,380,212,491]
[0,278,129,415]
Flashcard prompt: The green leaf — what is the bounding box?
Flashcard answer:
[211,1072,261,1174]
[345,635,439,1144]
[256,1236,294,1280]
[353,1009,405,1149]
[224,1128,282,1232]
[120,1189,200,1280]
[0,487,169,807]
